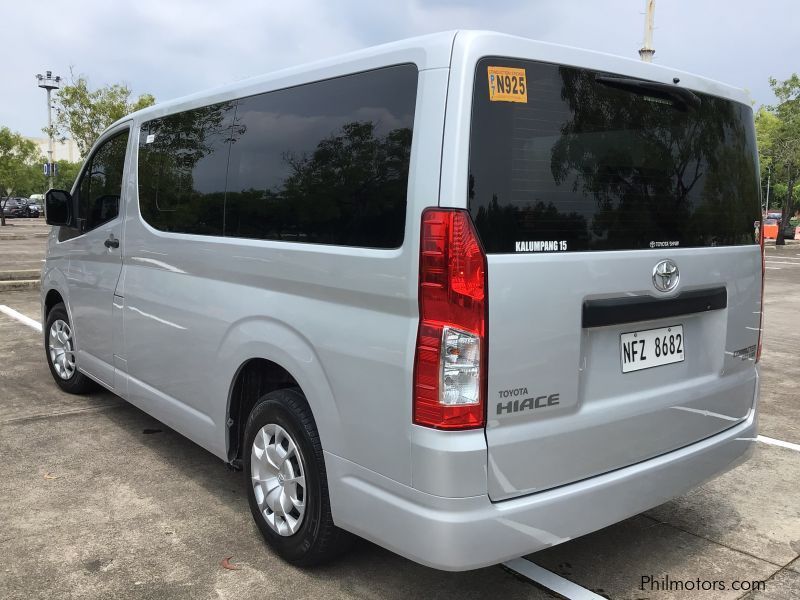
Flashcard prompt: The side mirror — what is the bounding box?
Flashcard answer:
[45,189,73,226]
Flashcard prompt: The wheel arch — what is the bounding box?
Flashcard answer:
[219,319,342,466]
[40,265,71,326]
[44,288,65,317]
[226,357,300,465]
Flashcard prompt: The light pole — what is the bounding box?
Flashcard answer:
[36,70,62,191]
[765,165,771,214]
[639,0,656,62]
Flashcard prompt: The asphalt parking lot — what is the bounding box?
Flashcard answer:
[1,220,798,599]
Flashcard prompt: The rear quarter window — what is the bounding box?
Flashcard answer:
[468,57,761,253]
[225,64,418,248]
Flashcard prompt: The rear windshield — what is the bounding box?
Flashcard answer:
[468,58,760,253]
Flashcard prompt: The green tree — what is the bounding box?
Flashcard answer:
[756,74,800,244]
[52,160,82,192]
[17,162,46,197]
[49,69,155,156]
[0,127,41,225]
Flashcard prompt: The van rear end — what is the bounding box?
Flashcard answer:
[467,52,763,501]
[339,32,762,571]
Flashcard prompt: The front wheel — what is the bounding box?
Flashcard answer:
[244,388,351,566]
[44,303,96,394]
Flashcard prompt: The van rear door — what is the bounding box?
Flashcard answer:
[466,58,762,501]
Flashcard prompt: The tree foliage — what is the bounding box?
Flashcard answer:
[0,127,41,225]
[52,159,82,192]
[49,69,155,156]
[755,74,800,238]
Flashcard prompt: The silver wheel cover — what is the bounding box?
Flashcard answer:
[48,319,76,380]
[251,423,307,536]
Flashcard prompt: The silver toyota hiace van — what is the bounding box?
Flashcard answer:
[41,30,763,571]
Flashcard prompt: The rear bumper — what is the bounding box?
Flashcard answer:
[327,387,758,571]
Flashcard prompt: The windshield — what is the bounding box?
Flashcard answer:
[468,58,761,253]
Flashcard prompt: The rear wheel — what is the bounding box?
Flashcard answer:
[244,388,351,566]
[44,303,96,394]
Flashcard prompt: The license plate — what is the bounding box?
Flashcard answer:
[620,325,684,373]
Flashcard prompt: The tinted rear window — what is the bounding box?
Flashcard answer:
[468,58,761,253]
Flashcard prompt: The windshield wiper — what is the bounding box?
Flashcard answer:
[595,75,702,111]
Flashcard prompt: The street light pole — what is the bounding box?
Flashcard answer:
[36,70,62,191]
[639,0,656,62]
[765,165,771,213]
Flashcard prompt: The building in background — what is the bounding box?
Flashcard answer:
[25,136,81,162]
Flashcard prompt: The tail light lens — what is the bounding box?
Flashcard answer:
[413,208,487,430]
[757,220,765,362]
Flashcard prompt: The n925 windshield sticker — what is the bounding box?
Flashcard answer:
[487,66,527,103]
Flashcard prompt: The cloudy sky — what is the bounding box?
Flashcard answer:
[2,0,797,138]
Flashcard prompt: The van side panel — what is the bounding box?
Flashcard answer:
[116,66,448,486]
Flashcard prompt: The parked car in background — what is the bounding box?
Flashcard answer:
[0,197,40,218]
[1,197,26,218]
[25,199,41,218]
[781,214,799,240]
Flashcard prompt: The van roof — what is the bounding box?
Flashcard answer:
[108,30,752,136]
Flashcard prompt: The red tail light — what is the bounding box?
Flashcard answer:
[413,208,487,430]
[757,220,765,362]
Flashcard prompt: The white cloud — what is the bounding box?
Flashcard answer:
[1,0,793,138]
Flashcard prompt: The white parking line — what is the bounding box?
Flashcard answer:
[0,305,42,332]
[757,435,800,453]
[765,261,800,266]
[503,558,605,599]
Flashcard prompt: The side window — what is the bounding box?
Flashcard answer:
[74,130,129,233]
[136,65,418,247]
[225,64,418,248]
[138,103,236,236]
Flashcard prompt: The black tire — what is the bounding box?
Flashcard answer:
[244,388,352,566]
[44,302,96,394]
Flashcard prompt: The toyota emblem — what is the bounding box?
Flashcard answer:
[652,259,679,293]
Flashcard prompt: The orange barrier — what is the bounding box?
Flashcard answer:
[763,223,779,239]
